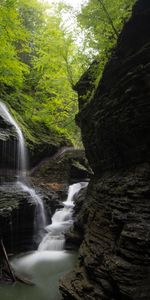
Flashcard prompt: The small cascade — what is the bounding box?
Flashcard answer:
[17,181,47,243]
[0,101,46,244]
[38,182,88,251]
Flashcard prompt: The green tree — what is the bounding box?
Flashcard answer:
[0,0,29,89]
[78,0,135,54]
[1,0,136,146]
[76,0,136,103]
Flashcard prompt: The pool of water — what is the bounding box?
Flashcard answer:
[0,250,77,300]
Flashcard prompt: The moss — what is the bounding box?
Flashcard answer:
[9,106,71,155]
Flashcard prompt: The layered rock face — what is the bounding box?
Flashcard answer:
[30,148,91,183]
[61,167,150,300]
[76,0,150,175]
[60,1,150,299]
[0,184,35,253]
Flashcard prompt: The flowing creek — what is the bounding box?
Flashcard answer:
[0,101,88,299]
[0,183,85,300]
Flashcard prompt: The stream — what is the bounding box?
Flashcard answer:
[0,101,88,299]
[0,182,86,300]
[0,251,77,300]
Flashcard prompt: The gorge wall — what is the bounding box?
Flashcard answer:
[0,187,35,253]
[60,0,150,299]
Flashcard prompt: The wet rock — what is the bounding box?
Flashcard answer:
[30,148,92,184]
[60,166,150,300]
[65,186,89,248]
[0,183,35,253]
[60,1,150,299]
[40,186,66,218]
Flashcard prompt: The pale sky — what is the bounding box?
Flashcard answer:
[43,0,88,45]
[46,0,87,12]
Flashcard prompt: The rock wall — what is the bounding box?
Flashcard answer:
[60,1,150,299]
[76,0,150,175]
[0,185,35,253]
[30,148,92,183]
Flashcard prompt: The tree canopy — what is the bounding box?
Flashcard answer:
[77,0,136,89]
[0,0,136,147]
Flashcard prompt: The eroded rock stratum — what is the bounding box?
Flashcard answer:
[60,0,150,299]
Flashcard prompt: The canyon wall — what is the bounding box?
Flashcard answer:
[60,1,150,299]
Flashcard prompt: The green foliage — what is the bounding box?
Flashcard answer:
[0,0,29,88]
[78,0,135,53]
[77,0,136,96]
[0,0,85,146]
[0,0,136,149]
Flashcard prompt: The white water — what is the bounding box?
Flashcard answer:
[38,182,88,251]
[0,102,27,177]
[17,181,47,242]
[1,250,77,300]
[0,101,89,299]
[0,101,46,243]
[1,182,87,299]
[0,182,87,300]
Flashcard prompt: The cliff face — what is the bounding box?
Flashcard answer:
[60,1,150,299]
[76,0,150,175]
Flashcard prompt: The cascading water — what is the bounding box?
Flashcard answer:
[0,101,46,243]
[0,102,27,178]
[6,182,88,300]
[0,102,89,300]
[17,181,47,243]
[38,182,88,251]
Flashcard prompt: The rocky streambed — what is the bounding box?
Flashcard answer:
[0,148,90,285]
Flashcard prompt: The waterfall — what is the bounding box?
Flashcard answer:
[0,101,88,300]
[0,101,46,243]
[0,102,27,178]
[38,182,88,251]
[17,181,46,243]
[3,182,88,300]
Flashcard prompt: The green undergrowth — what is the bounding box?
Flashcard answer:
[9,106,72,151]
